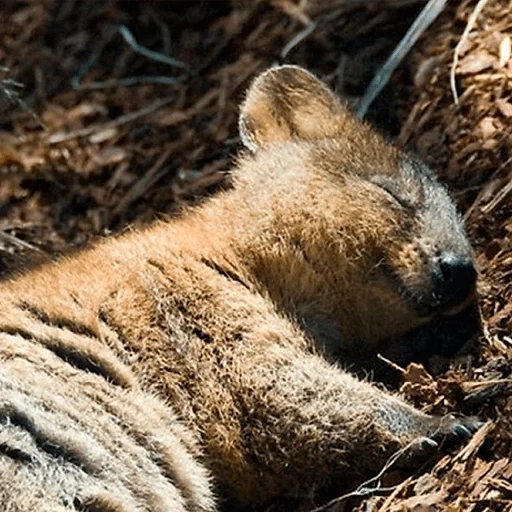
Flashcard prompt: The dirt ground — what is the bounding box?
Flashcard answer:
[0,1,511,511]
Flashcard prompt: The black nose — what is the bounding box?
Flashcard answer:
[437,253,477,310]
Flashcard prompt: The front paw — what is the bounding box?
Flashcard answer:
[397,414,483,468]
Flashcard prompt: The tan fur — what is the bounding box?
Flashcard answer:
[0,66,478,511]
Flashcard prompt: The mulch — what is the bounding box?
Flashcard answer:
[0,1,510,510]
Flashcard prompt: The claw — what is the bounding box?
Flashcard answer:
[451,424,472,438]
[417,436,438,450]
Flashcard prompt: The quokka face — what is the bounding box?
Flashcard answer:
[365,155,475,315]
[237,65,477,349]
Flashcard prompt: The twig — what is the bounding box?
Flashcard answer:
[463,379,512,390]
[0,68,24,106]
[0,66,45,128]
[450,0,491,104]
[145,6,172,55]
[48,96,175,144]
[377,353,406,374]
[77,75,182,91]
[452,421,493,463]
[281,21,318,59]
[376,475,415,512]
[480,174,512,214]
[0,231,43,253]
[71,25,118,90]
[464,156,512,220]
[356,0,447,118]
[73,25,188,90]
[308,437,426,512]
[112,148,173,217]
[119,25,189,71]
[280,0,430,61]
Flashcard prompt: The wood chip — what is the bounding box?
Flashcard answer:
[458,51,496,74]
[499,36,511,67]
[496,98,512,117]
[453,421,494,463]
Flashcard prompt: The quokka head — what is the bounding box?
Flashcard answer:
[234,65,477,348]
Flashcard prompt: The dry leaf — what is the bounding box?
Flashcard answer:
[403,363,435,385]
[458,52,495,74]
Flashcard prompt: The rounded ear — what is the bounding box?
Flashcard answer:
[239,65,345,152]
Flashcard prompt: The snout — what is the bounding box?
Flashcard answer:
[434,252,477,314]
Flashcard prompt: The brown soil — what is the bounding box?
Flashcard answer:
[0,1,510,510]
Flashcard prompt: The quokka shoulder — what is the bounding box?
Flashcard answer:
[0,65,480,511]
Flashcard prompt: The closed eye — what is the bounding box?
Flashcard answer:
[376,184,414,210]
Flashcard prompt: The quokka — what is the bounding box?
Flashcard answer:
[0,65,480,511]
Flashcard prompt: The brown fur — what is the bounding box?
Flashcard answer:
[0,66,479,511]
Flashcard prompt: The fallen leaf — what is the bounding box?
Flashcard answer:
[403,363,435,385]
[458,52,495,74]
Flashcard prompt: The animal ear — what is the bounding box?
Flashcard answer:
[239,65,344,152]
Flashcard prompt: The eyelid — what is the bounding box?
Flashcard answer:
[376,183,413,210]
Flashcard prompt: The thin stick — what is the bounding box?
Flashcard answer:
[0,67,45,128]
[0,231,43,253]
[308,438,427,512]
[112,148,173,217]
[281,21,318,59]
[377,353,406,374]
[450,0,491,104]
[280,0,428,61]
[119,25,189,71]
[48,96,175,144]
[77,75,182,91]
[464,155,512,220]
[71,26,118,90]
[356,0,447,118]
[481,176,512,214]
[377,475,414,512]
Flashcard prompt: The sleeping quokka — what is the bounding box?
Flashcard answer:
[0,65,480,511]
